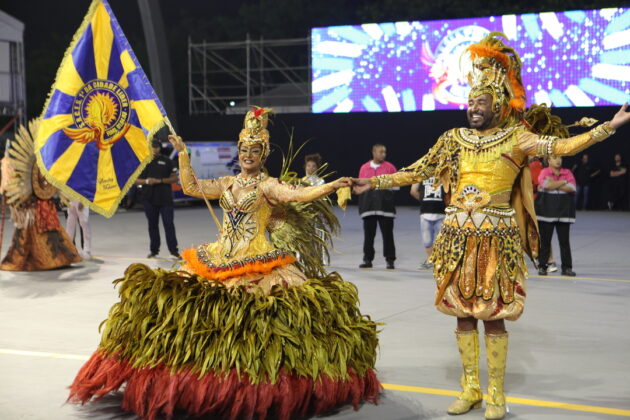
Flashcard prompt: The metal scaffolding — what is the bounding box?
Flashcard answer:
[188,36,311,115]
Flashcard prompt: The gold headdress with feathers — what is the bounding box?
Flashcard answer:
[3,119,56,207]
[238,106,274,159]
[467,32,526,125]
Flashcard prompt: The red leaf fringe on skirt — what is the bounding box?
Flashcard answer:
[68,351,381,420]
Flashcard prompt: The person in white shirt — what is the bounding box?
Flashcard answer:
[411,177,445,269]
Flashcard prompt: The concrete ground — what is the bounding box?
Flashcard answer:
[0,206,629,420]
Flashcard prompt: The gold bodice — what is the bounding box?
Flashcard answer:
[177,152,336,278]
[211,181,275,262]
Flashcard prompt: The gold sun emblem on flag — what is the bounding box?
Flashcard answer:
[65,80,131,150]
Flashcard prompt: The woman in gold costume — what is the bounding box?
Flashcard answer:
[354,33,630,420]
[69,107,381,420]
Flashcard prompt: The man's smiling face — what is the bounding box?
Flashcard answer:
[467,93,499,130]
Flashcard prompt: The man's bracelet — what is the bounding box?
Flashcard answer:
[590,121,616,142]
[373,175,394,190]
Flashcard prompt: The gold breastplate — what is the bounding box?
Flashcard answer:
[452,127,524,207]
[458,155,521,198]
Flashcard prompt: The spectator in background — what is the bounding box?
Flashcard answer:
[66,201,92,259]
[531,157,557,271]
[536,156,577,277]
[572,153,600,210]
[411,177,445,270]
[358,144,397,269]
[302,153,325,186]
[607,153,627,210]
[135,139,180,259]
[302,153,328,265]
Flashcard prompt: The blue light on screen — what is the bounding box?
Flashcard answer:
[311,8,630,113]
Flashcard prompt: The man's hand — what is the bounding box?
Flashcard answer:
[146,177,160,185]
[168,135,186,152]
[609,103,630,131]
[331,177,352,190]
[352,178,372,195]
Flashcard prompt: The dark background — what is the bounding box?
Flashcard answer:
[2,0,629,208]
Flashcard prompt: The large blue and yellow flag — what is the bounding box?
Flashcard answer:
[35,0,168,217]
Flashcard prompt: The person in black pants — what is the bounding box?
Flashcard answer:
[536,156,577,276]
[357,144,398,269]
[571,153,599,210]
[607,153,628,210]
[135,139,179,259]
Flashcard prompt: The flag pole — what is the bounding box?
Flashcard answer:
[164,118,222,234]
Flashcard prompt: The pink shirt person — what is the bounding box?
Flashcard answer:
[538,167,576,192]
[359,160,397,178]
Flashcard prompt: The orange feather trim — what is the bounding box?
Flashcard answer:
[181,248,296,281]
[468,44,511,69]
[468,43,526,113]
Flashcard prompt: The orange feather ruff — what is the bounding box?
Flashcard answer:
[181,248,296,281]
[468,44,511,70]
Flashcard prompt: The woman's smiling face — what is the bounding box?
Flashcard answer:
[238,143,264,173]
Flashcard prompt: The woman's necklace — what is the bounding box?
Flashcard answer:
[235,172,263,188]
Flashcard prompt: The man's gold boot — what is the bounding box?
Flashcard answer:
[484,332,509,420]
[447,329,483,415]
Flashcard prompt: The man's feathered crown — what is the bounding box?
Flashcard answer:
[466,32,526,124]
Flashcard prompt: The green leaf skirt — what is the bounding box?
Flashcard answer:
[69,263,381,420]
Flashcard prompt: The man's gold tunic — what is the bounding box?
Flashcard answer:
[372,123,613,320]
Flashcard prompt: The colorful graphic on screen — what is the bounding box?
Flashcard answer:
[311,8,630,113]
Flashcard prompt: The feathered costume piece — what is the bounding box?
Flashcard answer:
[69,108,380,420]
[269,136,339,278]
[0,120,81,271]
[467,32,526,127]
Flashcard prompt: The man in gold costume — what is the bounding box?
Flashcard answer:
[353,33,630,419]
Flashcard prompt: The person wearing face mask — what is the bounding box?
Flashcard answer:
[353,33,630,419]
[69,107,380,420]
[134,139,179,259]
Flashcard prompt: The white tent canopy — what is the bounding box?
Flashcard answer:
[0,9,24,43]
[0,9,25,120]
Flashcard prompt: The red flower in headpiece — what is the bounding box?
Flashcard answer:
[253,107,265,118]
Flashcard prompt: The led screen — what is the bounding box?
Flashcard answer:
[311,8,630,113]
